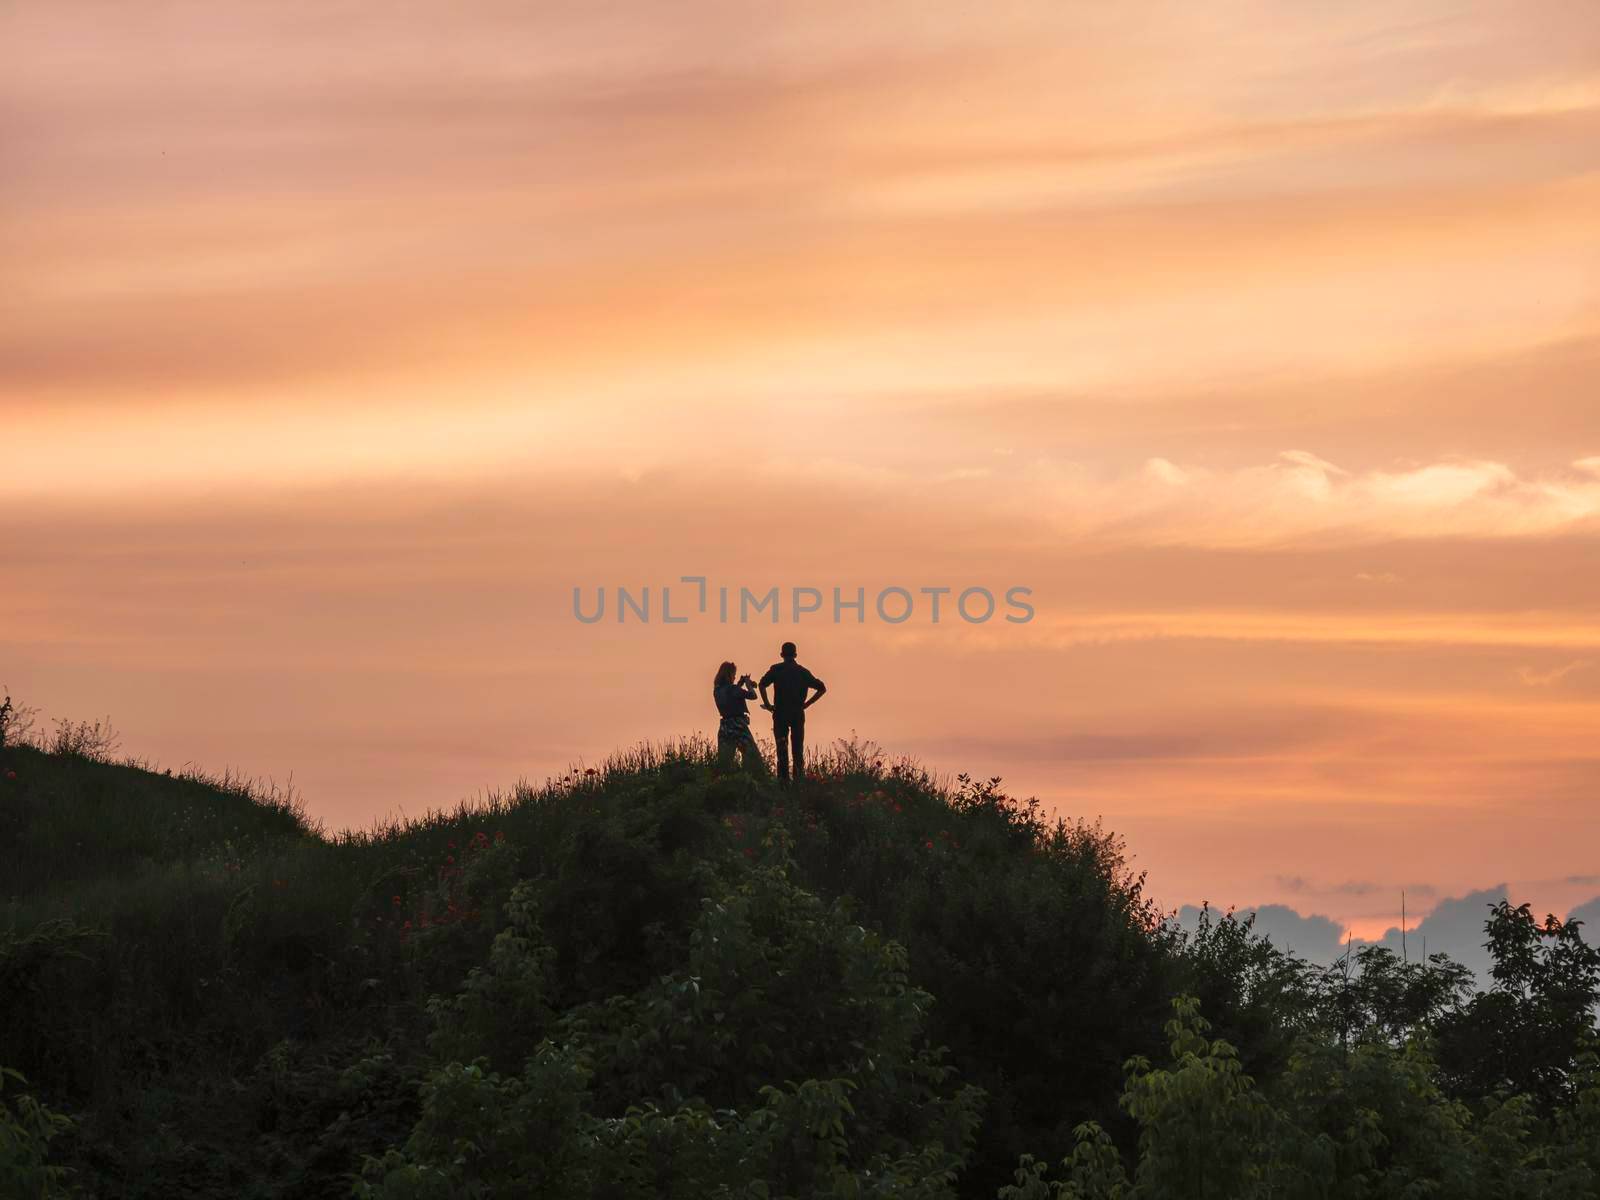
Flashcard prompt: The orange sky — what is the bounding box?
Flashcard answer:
[4,0,1599,944]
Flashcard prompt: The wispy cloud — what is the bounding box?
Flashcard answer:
[1274,876,1439,900]
[962,608,1600,652]
[1024,452,1600,548]
[1517,659,1591,686]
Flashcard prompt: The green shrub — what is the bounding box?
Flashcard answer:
[0,1067,75,1200]
[1009,994,1600,1200]
[360,861,986,1198]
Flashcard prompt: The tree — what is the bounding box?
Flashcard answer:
[1435,901,1600,1111]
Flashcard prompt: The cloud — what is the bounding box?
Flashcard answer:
[1172,887,1507,984]
[6,1,1600,446]
[1174,902,1348,962]
[995,608,1600,654]
[1365,887,1510,976]
[1274,876,1438,900]
[1024,452,1600,549]
[1517,659,1591,686]
[1177,886,1600,992]
[1570,895,1600,931]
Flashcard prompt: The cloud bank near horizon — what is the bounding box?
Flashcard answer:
[1174,888,1600,987]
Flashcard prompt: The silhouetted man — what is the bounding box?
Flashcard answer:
[759,641,826,783]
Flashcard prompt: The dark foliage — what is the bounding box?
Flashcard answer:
[2,729,1597,1197]
[1434,900,1600,1112]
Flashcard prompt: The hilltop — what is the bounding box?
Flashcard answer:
[2,732,1597,1198]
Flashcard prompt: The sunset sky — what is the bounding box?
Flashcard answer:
[5,1,1599,944]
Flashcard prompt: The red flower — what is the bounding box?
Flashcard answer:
[924,840,933,849]
[742,848,756,859]
[494,831,505,842]
[2,770,15,782]
[585,768,598,776]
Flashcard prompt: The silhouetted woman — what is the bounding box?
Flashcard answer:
[713,661,766,775]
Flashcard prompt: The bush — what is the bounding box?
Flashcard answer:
[0,1066,76,1200]
[359,860,986,1198]
[1008,993,1600,1200]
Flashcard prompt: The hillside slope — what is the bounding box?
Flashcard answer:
[3,737,1597,1199]
[1,738,1173,1198]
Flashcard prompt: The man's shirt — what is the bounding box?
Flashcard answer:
[759,660,823,715]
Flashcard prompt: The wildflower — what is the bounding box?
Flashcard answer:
[391,895,401,906]
[448,840,457,849]
[742,848,756,859]
[445,855,454,865]
[585,767,598,776]
[494,831,505,843]
[403,920,412,930]
[924,840,933,849]
[3,770,15,782]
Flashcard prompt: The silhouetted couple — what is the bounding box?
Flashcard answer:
[712,641,827,782]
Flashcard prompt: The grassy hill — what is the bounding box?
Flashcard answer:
[2,731,1597,1198]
